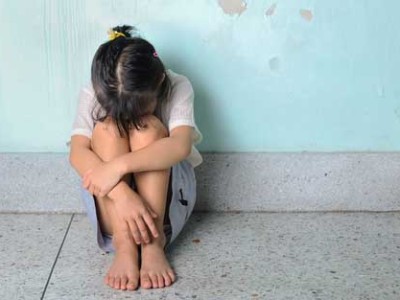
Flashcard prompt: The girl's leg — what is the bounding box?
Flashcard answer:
[128,115,176,289]
[91,117,139,291]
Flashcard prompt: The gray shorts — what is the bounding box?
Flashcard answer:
[79,159,196,253]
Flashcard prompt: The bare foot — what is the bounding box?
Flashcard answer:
[104,234,140,291]
[140,234,176,289]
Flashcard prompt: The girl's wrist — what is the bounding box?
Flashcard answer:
[113,154,129,178]
[108,180,131,202]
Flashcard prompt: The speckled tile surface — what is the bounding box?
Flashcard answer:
[41,212,400,300]
[0,214,72,300]
[2,153,400,213]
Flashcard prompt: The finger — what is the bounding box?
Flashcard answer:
[82,177,88,188]
[83,171,91,182]
[135,217,150,243]
[102,186,112,198]
[89,185,95,195]
[98,188,105,198]
[128,219,142,245]
[84,176,92,189]
[91,185,96,196]
[149,208,158,218]
[93,185,101,197]
[94,186,100,198]
[142,212,159,238]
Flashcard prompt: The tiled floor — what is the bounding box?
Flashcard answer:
[1,212,399,300]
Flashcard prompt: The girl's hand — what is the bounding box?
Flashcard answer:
[82,160,123,198]
[113,193,159,244]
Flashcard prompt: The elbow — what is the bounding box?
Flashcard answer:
[68,153,80,177]
[171,135,192,161]
[181,143,192,160]
[68,152,76,167]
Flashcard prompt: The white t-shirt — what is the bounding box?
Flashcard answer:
[68,69,203,168]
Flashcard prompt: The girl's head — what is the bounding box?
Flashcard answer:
[91,25,171,138]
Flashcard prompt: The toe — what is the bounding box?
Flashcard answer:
[109,276,115,288]
[163,272,171,286]
[140,273,152,289]
[114,276,121,289]
[157,274,164,288]
[120,276,127,290]
[104,275,109,286]
[127,275,138,291]
[150,274,159,288]
[167,270,176,282]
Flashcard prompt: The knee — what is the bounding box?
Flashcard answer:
[91,116,130,161]
[129,115,169,151]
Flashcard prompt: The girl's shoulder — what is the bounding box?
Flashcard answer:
[166,69,193,94]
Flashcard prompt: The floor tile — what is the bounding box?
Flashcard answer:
[0,214,73,300]
[43,212,400,300]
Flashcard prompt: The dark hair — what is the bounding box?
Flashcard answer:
[90,25,171,138]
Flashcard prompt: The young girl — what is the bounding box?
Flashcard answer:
[68,25,203,291]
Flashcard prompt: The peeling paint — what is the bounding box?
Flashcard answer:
[265,3,277,17]
[218,0,247,16]
[269,57,280,71]
[300,9,313,22]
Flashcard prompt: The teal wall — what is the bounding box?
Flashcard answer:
[1,0,400,152]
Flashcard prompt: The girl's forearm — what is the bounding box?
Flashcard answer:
[116,136,190,174]
[69,146,132,202]
[69,146,103,178]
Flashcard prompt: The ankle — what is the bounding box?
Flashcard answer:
[112,232,135,249]
[142,232,166,250]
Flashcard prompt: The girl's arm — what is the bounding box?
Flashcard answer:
[69,135,134,201]
[114,126,193,174]
[70,135,161,241]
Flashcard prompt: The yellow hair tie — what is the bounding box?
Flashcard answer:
[107,29,126,41]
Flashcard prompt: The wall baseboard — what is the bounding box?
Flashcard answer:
[1,152,399,213]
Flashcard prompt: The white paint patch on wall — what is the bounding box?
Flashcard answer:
[265,3,277,17]
[300,9,313,22]
[217,0,247,16]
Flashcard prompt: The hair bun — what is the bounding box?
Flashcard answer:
[108,25,137,41]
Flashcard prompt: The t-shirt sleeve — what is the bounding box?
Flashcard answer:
[168,75,203,145]
[70,86,95,140]
[168,76,196,132]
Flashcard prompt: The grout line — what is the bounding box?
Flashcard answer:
[0,211,82,215]
[40,213,75,300]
